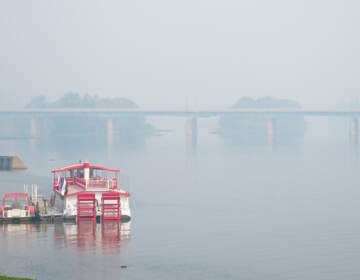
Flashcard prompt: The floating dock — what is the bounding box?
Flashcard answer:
[0,156,27,170]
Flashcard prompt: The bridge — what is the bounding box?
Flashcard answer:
[1,107,360,117]
[1,107,360,149]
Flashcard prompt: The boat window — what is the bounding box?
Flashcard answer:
[4,197,15,206]
[93,169,102,178]
[75,168,84,178]
[4,197,28,209]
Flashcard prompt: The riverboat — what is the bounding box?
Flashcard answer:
[50,162,131,222]
[0,192,36,223]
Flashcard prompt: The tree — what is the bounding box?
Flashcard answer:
[25,95,48,108]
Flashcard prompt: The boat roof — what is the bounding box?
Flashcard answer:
[60,189,130,198]
[52,162,120,173]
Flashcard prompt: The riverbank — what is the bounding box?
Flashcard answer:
[0,275,33,280]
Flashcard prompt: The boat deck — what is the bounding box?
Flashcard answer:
[67,184,85,195]
[65,184,113,195]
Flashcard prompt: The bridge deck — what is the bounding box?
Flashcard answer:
[1,108,360,117]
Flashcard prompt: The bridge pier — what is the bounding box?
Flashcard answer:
[349,118,358,146]
[30,117,37,139]
[186,117,198,151]
[267,118,276,147]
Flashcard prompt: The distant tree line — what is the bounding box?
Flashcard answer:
[21,93,153,151]
[25,93,138,108]
[231,96,301,108]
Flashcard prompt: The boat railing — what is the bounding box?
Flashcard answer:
[74,176,87,188]
[87,178,117,190]
[59,176,117,190]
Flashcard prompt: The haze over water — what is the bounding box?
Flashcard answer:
[0,116,360,279]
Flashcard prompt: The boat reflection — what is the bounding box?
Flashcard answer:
[54,221,131,253]
[0,223,37,240]
[0,221,130,254]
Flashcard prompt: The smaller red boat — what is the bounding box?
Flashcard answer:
[0,193,36,223]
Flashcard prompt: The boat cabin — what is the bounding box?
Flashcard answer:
[0,193,35,219]
[52,162,120,196]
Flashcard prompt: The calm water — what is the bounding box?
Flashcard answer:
[1,116,360,279]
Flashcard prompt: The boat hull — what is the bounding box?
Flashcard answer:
[63,214,131,223]
[53,190,131,221]
[0,216,38,224]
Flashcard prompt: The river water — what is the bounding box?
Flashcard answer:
[1,116,360,279]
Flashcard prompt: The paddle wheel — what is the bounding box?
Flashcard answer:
[77,193,96,221]
[101,192,121,221]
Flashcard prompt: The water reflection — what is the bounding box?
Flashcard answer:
[57,221,130,253]
[0,115,153,155]
[185,117,198,154]
[0,223,37,239]
[217,114,306,147]
[0,221,130,254]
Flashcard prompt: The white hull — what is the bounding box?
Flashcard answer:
[53,190,131,222]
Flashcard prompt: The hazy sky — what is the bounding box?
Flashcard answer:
[0,0,359,109]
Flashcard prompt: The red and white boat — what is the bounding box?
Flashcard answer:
[0,193,36,223]
[51,162,131,222]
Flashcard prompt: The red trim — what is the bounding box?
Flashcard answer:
[55,189,85,198]
[29,205,35,215]
[55,189,130,198]
[114,190,131,197]
[52,163,83,173]
[89,165,120,172]
[120,191,131,197]
[52,162,120,173]
[3,193,30,199]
